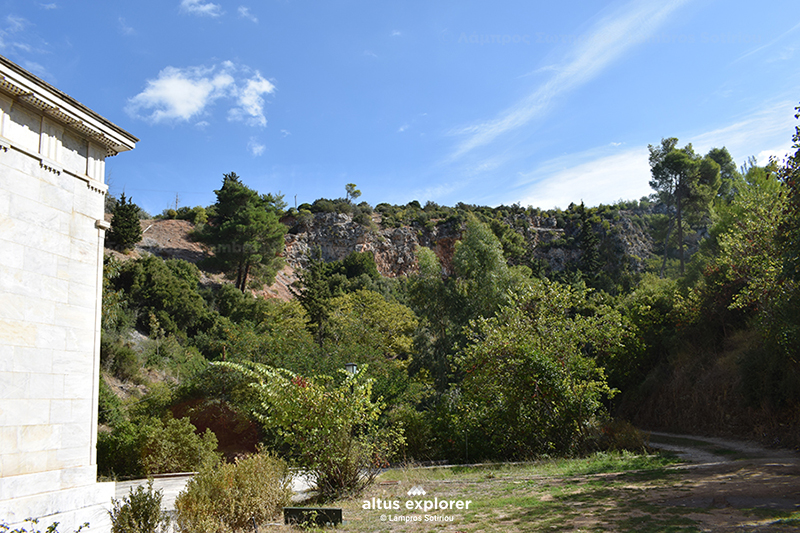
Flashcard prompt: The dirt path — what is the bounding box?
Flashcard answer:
[642,431,800,531]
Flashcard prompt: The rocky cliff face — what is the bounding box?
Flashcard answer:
[282,209,655,278]
[284,213,420,277]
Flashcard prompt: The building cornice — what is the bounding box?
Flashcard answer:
[0,55,138,157]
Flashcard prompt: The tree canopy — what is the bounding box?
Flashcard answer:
[108,193,143,251]
[649,138,721,275]
[198,172,287,291]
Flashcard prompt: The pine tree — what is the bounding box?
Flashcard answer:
[197,173,287,292]
[577,201,601,281]
[108,193,142,251]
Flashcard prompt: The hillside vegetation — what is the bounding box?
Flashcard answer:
[97,106,800,492]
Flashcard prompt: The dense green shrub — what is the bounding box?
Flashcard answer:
[115,256,210,336]
[176,205,208,225]
[216,362,402,498]
[99,377,125,426]
[174,452,292,533]
[310,198,336,213]
[101,336,141,381]
[108,193,143,251]
[98,421,145,479]
[454,279,622,459]
[110,480,170,533]
[140,417,221,475]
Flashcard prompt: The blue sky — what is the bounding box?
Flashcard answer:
[2,0,799,214]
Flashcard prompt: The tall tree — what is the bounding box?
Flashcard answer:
[778,103,800,283]
[577,201,601,282]
[649,139,720,276]
[108,193,143,251]
[345,183,361,204]
[291,250,334,346]
[707,146,741,202]
[198,173,286,292]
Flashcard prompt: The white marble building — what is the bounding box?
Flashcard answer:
[0,55,137,531]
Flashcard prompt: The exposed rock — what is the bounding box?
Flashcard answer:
[284,212,420,277]
[107,207,660,295]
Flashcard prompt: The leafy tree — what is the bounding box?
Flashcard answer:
[454,279,621,459]
[291,250,334,346]
[779,103,800,284]
[340,250,379,280]
[327,289,418,362]
[345,183,362,203]
[577,201,601,282]
[215,362,402,498]
[198,173,287,291]
[407,247,462,391]
[707,146,741,201]
[193,298,317,371]
[649,139,721,275]
[108,193,143,251]
[453,213,515,320]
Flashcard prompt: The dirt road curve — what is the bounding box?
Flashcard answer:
[644,431,800,531]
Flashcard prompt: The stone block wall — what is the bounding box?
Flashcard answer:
[0,56,136,531]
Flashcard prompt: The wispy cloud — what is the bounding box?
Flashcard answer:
[0,14,49,76]
[391,30,402,37]
[449,0,690,161]
[126,62,275,126]
[687,99,798,163]
[733,20,800,64]
[238,6,258,23]
[228,73,276,126]
[5,14,27,33]
[180,0,223,17]
[22,60,48,78]
[119,17,135,36]
[248,137,265,156]
[517,147,651,209]
[39,3,57,9]
[513,99,800,210]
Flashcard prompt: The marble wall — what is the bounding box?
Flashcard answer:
[0,57,136,532]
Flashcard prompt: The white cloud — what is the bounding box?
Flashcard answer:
[5,14,27,33]
[280,129,291,137]
[734,20,800,64]
[0,15,48,72]
[391,30,402,37]
[39,3,57,9]
[180,0,223,17]
[514,99,800,210]
[238,6,258,23]
[518,147,652,210]
[398,124,409,133]
[22,60,48,78]
[248,137,265,156]
[449,0,690,161]
[687,99,798,164]
[126,64,236,123]
[127,62,277,127]
[119,17,135,36]
[228,73,275,127]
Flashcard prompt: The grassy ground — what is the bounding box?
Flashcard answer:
[274,450,800,532]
